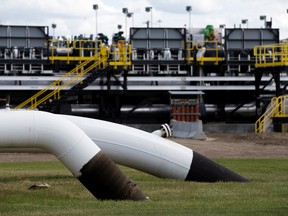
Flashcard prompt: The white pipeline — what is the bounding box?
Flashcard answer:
[61,114,193,180]
[0,110,98,176]
[0,110,248,183]
[61,114,249,182]
[0,110,148,200]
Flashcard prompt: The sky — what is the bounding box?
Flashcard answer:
[0,0,288,41]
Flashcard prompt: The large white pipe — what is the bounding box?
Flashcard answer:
[0,110,147,200]
[61,115,249,182]
[62,114,192,180]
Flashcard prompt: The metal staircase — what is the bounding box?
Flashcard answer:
[14,52,107,110]
[14,40,131,111]
[254,42,288,133]
[42,66,110,112]
[255,95,288,133]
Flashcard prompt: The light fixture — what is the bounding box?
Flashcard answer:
[186,6,192,31]
[122,8,129,39]
[51,23,56,39]
[241,19,248,28]
[145,7,153,27]
[93,4,99,40]
[260,15,267,28]
[122,8,128,14]
[127,12,134,28]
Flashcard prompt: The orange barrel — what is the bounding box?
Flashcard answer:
[185,103,190,122]
[175,104,180,121]
[172,104,177,120]
[194,104,200,121]
[181,103,186,121]
[191,105,195,122]
[177,105,182,121]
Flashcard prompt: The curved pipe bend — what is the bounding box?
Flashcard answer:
[61,115,249,182]
[0,110,147,200]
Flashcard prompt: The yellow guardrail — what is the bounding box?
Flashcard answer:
[14,40,132,110]
[254,43,288,68]
[109,41,132,70]
[14,52,107,110]
[49,39,102,64]
[195,40,224,65]
[186,40,194,63]
[255,95,288,133]
[49,39,131,69]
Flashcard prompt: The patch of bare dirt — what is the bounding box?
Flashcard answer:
[171,133,288,159]
[0,133,287,162]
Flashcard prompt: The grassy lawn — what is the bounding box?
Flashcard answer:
[0,158,287,216]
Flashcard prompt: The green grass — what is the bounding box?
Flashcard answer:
[0,159,288,216]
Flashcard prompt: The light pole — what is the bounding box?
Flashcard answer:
[219,24,225,44]
[93,4,99,55]
[186,6,192,32]
[122,8,128,39]
[127,12,134,28]
[51,23,56,40]
[145,7,152,27]
[93,4,98,40]
[260,15,267,28]
[241,19,248,28]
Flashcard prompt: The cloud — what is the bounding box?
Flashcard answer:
[148,0,223,14]
[0,0,287,39]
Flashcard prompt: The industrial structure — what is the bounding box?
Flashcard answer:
[0,24,287,132]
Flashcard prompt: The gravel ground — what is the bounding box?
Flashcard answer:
[0,132,287,162]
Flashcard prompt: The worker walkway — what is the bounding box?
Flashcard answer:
[254,43,288,68]
[14,40,131,110]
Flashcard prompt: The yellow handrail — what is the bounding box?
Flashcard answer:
[109,40,132,70]
[49,39,102,64]
[255,95,288,133]
[255,97,277,133]
[195,40,223,65]
[186,40,194,63]
[254,43,288,68]
[14,51,106,110]
[14,40,133,110]
[29,59,106,110]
